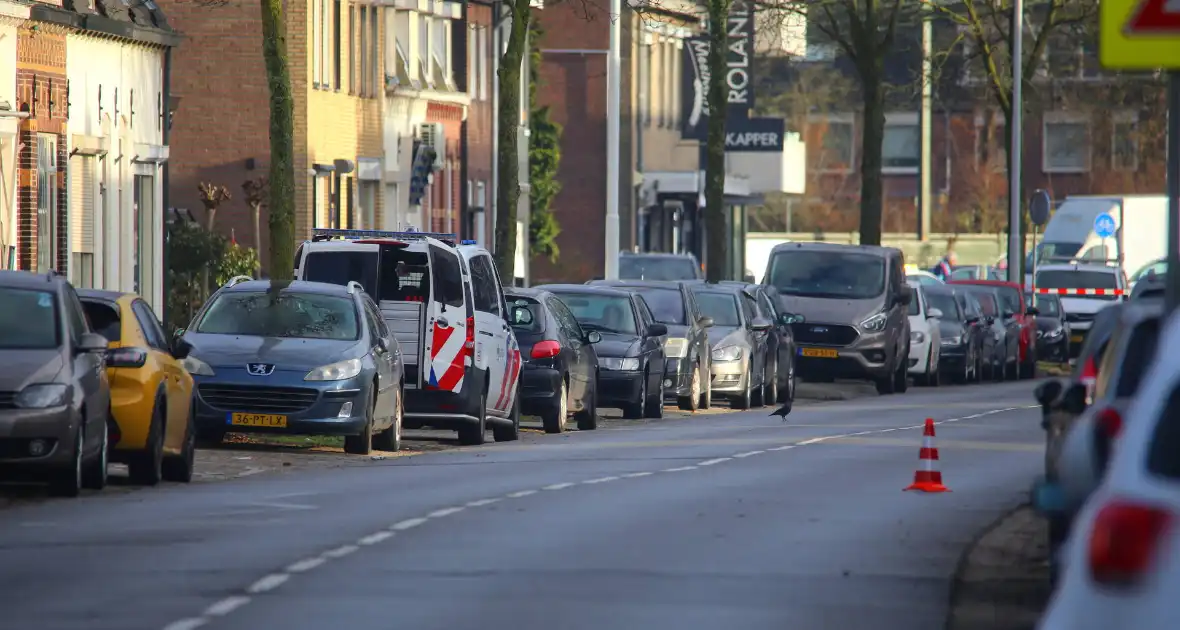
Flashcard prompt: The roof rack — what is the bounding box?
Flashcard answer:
[346,280,365,295]
[310,228,457,245]
[224,275,254,288]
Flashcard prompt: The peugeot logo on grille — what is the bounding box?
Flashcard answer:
[246,363,275,376]
[811,326,829,333]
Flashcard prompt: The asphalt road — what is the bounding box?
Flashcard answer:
[0,381,1044,630]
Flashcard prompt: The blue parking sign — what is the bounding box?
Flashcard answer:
[1094,212,1116,238]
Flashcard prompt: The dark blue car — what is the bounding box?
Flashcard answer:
[177,278,404,454]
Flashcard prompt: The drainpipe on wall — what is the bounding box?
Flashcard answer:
[161,45,173,323]
[490,0,501,250]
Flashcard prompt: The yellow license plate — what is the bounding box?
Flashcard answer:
[800,347,839,359]
[230,413,288,428]
[1070,335,1084,344]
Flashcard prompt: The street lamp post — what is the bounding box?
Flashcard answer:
[604,0,622,280]
[1007,0,1024,284]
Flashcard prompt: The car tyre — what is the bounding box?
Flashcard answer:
[542,380,568,433]
[643,374,664,418]
[894,354,909,393]
[457,391,488,445]
[162,410,197,483]
[373,387,404,451]
[51,427,85,498]
[677,364,701,412]
[344,389,375,455]
[129,401,165,486]
[733,364,753,409]
[875,361,898,395]
[1021,353,1037,379]
[762,364,777,407]
[623,373,646,420]
[493,387,522,442]
[82,415,109,491]
[700,366,713,409]
[780,364,796,403]
[575,376,598,430]
[927,349,940,387]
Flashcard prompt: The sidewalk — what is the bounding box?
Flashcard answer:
[946,506,1053,630]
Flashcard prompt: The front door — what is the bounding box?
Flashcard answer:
[36,134,57,272]
[469,252,512,412]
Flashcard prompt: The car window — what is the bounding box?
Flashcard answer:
[1033,295,1061,316]
[303,250,379,297]
[377,246,430,302]
[757,291,778,320]
[508,296,546,334]
[970,292,998,317]
[80,299,122,342]
[364,298,389,337]
[907,292,921,316]
[1113,318,1161,398]
[470,255,500,316]
[361,301,381,343]
[0,286,60,349]
[925,293,959,320]
[630,287,686,325]
[428,245,465,308]
[767,249,886,299]
[551,292,637,335]
[995,287,1022,314]
[194,290,361,340]
[618,256,698,281]
[1147,384,1180,480]
[132,300,170,351]
[293,242,305,272]
[692,291,741,327]
[64,287,89,341]
[634,297,655,330]
[549,297,584,340]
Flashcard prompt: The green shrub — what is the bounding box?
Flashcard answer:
[166,221,259,331]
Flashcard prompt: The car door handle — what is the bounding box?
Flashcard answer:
[436,317,450,327]
[479,331,494,337]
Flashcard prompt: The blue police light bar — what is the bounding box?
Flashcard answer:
[460,239,477,245]
[310,228,457,244]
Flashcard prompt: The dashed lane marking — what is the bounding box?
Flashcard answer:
[204,596,251,617]
[246,573,289,594]
[391,518,428,531]
[822,436,1042,452]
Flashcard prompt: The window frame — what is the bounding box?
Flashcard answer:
[1111,111,1139,172]
[810,113,855,173]
[132,298,170,351]
[1042,113,1092,174]
[881,112,920,174]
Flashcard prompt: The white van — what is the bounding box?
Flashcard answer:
[294,229,520,445]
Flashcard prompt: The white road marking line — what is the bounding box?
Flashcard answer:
[582,476,619,484]
[733,450,763,458]
[467,497,501,506]
[392,518,428,531]
[768,445,797,451]
[286,557,327,573]
[162,618,207,630]
[506,489,538,498]
[428,506,465,518]
[663,466,697,472]
[543,482,575,490]
[245,502,318,510]
[358,531,394,545]
[698,458,731,466]
[322,545,359,559]
[622,471,654,478]
[204,596,251,617]
[246,573,289,594]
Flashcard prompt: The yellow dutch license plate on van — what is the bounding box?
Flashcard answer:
[230,413,288,428]
[800,348,839,359]
[1070,335,1084,344]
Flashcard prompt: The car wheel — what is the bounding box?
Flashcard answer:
[623,372,646,420]
[751,368,766,408]
[542,380,568,433]
[875,360,897,394]
[678,364,701,412]
[894,354,908,393]
[778,364,796,403]
[928,349,940,387]
[493,385,521,442]
[374,386,404,451]
[643,372,664,418]
[344,389,375,455]
[733,364,753,409]
[82,414,109,491]
[1021,353,1037,379]
[575,375,598,430]
[50,427,84,498]
[762,364,777,407]
[700,366,713,409]
[129,401,165,486]
[162,410,197,483]
[457,389,488,445]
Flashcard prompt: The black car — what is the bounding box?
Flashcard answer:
[505,288,601,434]
[618,252,703,281]
[537,285,668,419]
[719,281,798,404]
[924,286,983,384]
[959,285,1019,381]
[1030,293,1069,362]
[587,280,713,411]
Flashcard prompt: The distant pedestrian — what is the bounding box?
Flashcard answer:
[931,249,957,281]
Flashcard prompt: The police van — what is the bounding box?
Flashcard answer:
[294,228,520,445]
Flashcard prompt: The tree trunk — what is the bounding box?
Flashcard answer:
[253,204,263,277]
[261,0,296,280]
[206,208,217,232]
[857,69,885,246]
[703,0,731,283]
[493,2,532,280]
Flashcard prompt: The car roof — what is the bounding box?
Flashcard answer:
[222,279,354,296]
[948,279,1023,289]
[505,287,551,300]
[1035,263,1120,273]
[535,284,634,298]
[589,279,687,290]
[768,241,899,256]
[77,288,128,302]
[923,285,956,296]
[0,270,65,290]
[689,282,744,295]
[620,251,697,259]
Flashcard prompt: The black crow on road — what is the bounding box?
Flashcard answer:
[769,401,792,421]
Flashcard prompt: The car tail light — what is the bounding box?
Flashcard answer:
[464,316,475,358]
[531,340,561,359]
[1096,407,1123,438]
[1081,355,1099,398]
[105,348,147,368]
[1088,500,1173,587]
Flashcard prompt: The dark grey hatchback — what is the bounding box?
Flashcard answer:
[0,271,112,497]
[178,279,404,455]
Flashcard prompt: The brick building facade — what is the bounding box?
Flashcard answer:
[460,1,493,245]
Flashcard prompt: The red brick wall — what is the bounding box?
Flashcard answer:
[463,3,493,242]
[15,25,68,274]
[426,101,463,234]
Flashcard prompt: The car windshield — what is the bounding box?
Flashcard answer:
[925,293,959,321]
[692,291,741,327]
[968,290,998,317]
[303,251,379,297]
[194,291,360,340]
[1034,295,1061,316]
[1115,318,1160,398]
[507,296,544,334]
[630,287,686,325]
[908,294,921,316]
[553,293,637,335]
[0,287,59,349]
[619,256,699,281]
[1037,270,1120,302]
[995,287,1022,314]
[767,250,886,299]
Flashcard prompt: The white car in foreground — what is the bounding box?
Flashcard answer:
[906,281,942,386]
[906,270,944,287]
[1038,308,1180,630]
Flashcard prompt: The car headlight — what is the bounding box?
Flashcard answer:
[941,335,962,346]
[712,345,743,361]
[600,357,641,371]
[1044,328,1064,339]
[181,356,215,376]
[910,331,926,344]
[15,383,68,409]
[305,358,362,381]
[860,312,888,332]
[664,337,689,358]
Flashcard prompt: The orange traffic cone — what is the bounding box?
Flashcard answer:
[904,418,950,493]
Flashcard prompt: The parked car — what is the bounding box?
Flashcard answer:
[295,228,520,445]
[1030,293,1069,362]
[536,284,668,419]
[687,283,774,409]
[906,270,944,287]
[587,280,713,411]
[78,289,197,485]
[504,288,600,433]
[1036,308,1180,630]
[949,264,1002,281]
[618,251,703,281]
[762,242,912,395]
[1127,256,1166,292]
[1130,269,1166,300]
[905,281,942,386]
[1033,299,1163,582]
[959,284,1020,381]
[719,281,798,405]
[924,286,982,384]
[1035,263,1127,360]
[949,278,1038,377]
[0,271,112,497]
[178,278,405,455]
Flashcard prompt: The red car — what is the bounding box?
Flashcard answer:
[948,279,1038,378]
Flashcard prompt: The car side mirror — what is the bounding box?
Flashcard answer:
[1034,379,1064,407]
[586,330,603,344]
[779,312,801,325]
[927,308,943,319]
[985,315,995,325]
[751,317,772,331]
[1061,382,1090,416]
[897,287,913,306]
[77,332,109,353]
[1026,307,1040,316]
[376,337,389,352]
[698,316,714,328]
[509,304,534,326]
[170,337,194,360]
[647,323,668,337]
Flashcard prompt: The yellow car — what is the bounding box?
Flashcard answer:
[78,290,196,485]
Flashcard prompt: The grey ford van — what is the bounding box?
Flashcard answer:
[762,242,913,395]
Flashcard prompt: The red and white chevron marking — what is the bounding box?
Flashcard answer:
[429,321,467,392]
[495,340,522,410]
[1034,287,1124,296]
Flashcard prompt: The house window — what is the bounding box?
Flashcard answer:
[1043,117,1090,172]
[819,117,854,171]
[359,6,368,96]
[348,5,355,93]
[358,180,377,229]
[332,0,342,89]
[312,0,322,87]
[468,25,477,99]
[321,0,331,88]
[419,15,432,87]
[882,116,919,171]
[370,8,379,94]
[433,16,450,89]
[642,39,653,126]
[1112,115,1139,171]
[477,27,487,100]
[975,119,1008,172]
[672,40,682,127]
[133,175,155,302]
[36,134,57,273]
[665,40,675,128]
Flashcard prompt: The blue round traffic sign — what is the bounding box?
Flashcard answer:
[1094,213,1116,239]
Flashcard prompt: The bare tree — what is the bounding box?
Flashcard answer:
[197,182,232,232]
[243,176,270,267]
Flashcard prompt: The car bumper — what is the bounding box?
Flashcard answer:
[938,344,971,368]
[907,339,932,374]
[597,369,644,405]
[795,334,893,380]
[519,366,562,415]
[709,358,749,394]
[192,375,372,437]
[1038,336,1069,362]
[662,357,694,398]
[0,406,79,472]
